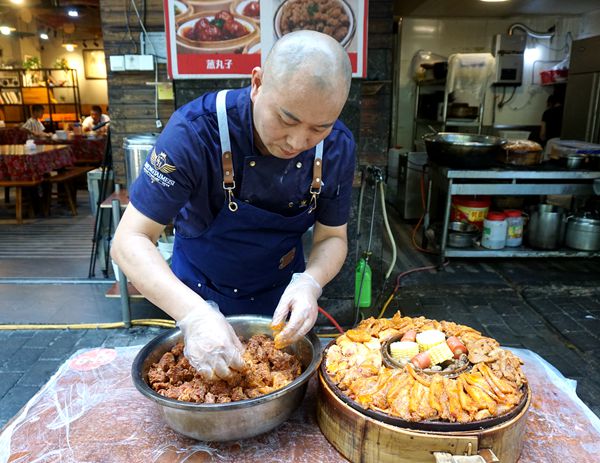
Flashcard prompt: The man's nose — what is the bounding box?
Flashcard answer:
[286,130,311,151]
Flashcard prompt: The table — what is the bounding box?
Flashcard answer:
[0,346,598,462]
[426,164,600,264]
[0,144,73,181]
[35,134,106,164]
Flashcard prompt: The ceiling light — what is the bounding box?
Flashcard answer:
[62,43,77,52]
[0,26,15,36]
[10,0,24,5]
[480,0,509,2]
[82,40,87,48]
[67,9,79,17]
[93,41,99,47]
[40,32,49,40]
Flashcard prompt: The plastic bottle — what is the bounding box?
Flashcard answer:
[355,258,372,308]
[504,209,524,247]
[482,212,508,249]
[24,138,36,153]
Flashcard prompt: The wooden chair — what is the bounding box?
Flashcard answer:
[0,179,43,224]
[43,166,93,216]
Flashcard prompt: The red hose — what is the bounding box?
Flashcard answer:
[318,306,345,334]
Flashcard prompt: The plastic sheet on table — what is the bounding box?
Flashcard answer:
[0,345,599,462]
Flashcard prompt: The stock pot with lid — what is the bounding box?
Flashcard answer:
[565,212,600,251]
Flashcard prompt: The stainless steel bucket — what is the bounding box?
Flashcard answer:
[123,133,159,189]
[527,204,565,249]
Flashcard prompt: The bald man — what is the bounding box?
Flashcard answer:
[111,31,355,380]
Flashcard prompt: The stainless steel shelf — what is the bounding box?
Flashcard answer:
[444,119,481,127]
[445,247,600,258]
[426,163,600,265]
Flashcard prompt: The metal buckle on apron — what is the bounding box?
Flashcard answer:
[308,186,320,213]
[308,146,323,214]
[223,180,238,212]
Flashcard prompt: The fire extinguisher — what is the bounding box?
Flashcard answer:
[355,253,372,308]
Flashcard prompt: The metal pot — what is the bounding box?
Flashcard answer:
[123,133,159,189]
[132,316,321,441]
[422,132,506,168]
[447,103,479,119]
[527,204,565,249]
[565,212,600,251]
[562,154,588,170]
[447,221,479,248]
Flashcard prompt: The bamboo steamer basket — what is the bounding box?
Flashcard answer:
[317,370,531,463]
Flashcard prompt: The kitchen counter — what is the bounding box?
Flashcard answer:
[1,345,599,462]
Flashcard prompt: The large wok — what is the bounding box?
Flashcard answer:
[423,132,506,168]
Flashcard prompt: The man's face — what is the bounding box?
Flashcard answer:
[250,69,346,159]
[91,110,101,124]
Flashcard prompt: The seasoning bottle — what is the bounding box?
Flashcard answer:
[482,212,507,249]
[504,209,525,247]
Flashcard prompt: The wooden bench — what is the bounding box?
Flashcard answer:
[0,179,43,224]
[43,166,94,216]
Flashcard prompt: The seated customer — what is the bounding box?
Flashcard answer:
[82,105,110,134]
[22,104,50,137]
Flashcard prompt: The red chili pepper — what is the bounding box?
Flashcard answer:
[446,336,468,359]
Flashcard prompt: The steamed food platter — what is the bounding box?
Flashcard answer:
[323,313,529,430]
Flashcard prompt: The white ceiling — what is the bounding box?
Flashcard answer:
[394,0,600,17]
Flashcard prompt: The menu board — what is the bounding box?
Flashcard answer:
[164,0,368,78]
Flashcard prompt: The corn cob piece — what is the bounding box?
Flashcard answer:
[426,342,454,365]
[389,341,419,361]
[416,329,445,351]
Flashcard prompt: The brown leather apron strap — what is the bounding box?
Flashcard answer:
[216,90,238,212]
[309,141,324,212]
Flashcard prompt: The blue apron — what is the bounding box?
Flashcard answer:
[171,90,324,315]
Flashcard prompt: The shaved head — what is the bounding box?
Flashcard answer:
[262,30,352,99]
[249,30,352,159]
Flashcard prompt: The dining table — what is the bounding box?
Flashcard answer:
[34,133,107,165]
[0,144,74,223]
[0,144,74,181]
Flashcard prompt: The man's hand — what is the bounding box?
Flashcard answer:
[271,273,322,348]
[177,301,245,380]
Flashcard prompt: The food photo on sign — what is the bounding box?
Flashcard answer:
[164,0,262,77]
[260,0,367,77]
[165,0,367,78]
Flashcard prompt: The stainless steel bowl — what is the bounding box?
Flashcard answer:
[563,154,588,169]
[447,221,479,248]
[132,315,321,442]
[448,221,479,233]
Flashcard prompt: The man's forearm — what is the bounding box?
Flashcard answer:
[304,234,347,289]
[111,233,207,322]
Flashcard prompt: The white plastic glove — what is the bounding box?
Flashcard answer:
[177,301,245,381]
[271,272,322,348]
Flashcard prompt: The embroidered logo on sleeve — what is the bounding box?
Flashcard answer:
[143,149,177,187]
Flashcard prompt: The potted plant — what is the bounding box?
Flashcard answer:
[22,56,42,85]
[51,58,70,86]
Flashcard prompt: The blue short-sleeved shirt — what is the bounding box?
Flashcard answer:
[129,87,356,238]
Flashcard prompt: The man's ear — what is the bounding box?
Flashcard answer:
[250,67,263,103]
